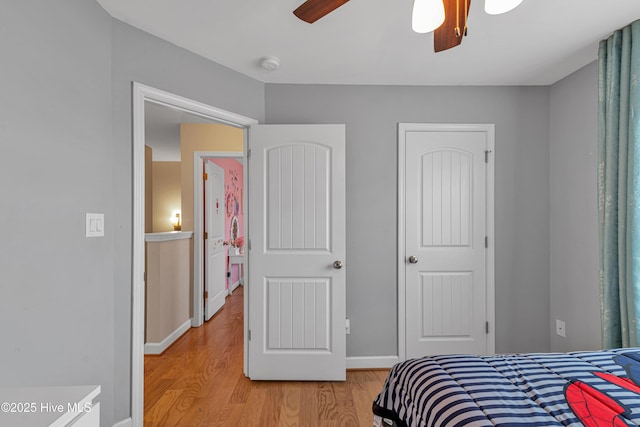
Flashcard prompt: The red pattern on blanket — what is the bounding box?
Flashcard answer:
[565,352,640,427]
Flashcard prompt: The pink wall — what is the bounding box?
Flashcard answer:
[209,158,244,289]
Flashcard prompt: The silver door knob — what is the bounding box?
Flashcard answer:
[408,256,419,264]
[333,260,343,269]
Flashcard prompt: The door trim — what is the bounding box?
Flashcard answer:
[193,152,242,327]
[397,123,495,361]
[132,82,257,427]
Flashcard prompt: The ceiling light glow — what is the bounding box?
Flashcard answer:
[412,0,445,33]
[484,0,523,15]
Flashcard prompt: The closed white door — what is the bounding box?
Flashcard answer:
[248,124,346,380]
[401,124,494,358]
[204,160,226,321]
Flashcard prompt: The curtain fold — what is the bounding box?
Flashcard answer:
[598,20,640,348]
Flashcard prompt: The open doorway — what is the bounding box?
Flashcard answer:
[143,104,243,328]
[132,83,257,425]
[196,154,244,322]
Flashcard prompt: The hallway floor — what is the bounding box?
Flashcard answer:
[144,286,389,426]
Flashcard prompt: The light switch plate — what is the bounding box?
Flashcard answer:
[86,213,105,237]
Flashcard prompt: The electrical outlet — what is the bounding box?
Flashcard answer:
[556,319,566,338]
[346,318,351,335]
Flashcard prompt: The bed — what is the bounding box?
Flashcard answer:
[373,348,640,427]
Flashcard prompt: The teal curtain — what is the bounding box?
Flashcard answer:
[598,20,640,348]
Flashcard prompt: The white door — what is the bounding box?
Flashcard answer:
[204,160,226,321]
[248,124,346,380]
[402,124,494,358]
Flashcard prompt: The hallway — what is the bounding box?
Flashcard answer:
[144,287,389,426]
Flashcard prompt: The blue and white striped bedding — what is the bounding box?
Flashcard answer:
[373,349,640,427]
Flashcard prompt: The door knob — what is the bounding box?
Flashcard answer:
[408,256,419,264]
[333,260,343,269]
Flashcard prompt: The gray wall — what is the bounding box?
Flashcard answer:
[0,2,265,425]
[265,84,552,356]
[0,0,116,425]
[549,61,602,352]
[110,20,265,422]
[1,0,603,423]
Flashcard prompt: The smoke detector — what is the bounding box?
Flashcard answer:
[260,56,280,72]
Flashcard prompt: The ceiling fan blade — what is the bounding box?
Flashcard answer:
[434,0,471,52]
[293,0,350,23]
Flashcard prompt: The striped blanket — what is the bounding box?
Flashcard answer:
[373,349,640,427]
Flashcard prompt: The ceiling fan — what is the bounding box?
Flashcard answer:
[293,0,524,52]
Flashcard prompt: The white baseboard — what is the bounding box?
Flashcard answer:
[346,356,399,370]
[228,280,242,295]
[113,417,132,427]
[190,316,199,327]
[144,319,191,355]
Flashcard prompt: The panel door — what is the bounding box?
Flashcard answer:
[248,124,346,380]
[405,128,489,358]
[204,160,226,321]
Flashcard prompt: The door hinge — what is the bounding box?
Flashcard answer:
[248,330,252,341]
[485,236,488,248]
[203,172,208,181]
[204,231,208,240]
[248,238,251,250]
[485,321,489,334]
[204,291,208,299]
[247,149,251,159]
[143,271,146,283]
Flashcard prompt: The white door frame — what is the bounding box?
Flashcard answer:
[397,123,495,362]
[132,82,257,427]
[193,152,242,327]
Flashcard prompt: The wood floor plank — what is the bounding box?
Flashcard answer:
[259,381,283,425]
[278,383,301,426]
[228,374,251,404]
[145,389,184,426]
[216,402,244,426]
[299,382,320,427]
[144,287,390,426]
[236,387,268,425]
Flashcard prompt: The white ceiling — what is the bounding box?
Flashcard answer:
[98,0,640,86]
[145,102,219,161]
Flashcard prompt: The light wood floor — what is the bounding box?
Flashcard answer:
[144,286,389,426]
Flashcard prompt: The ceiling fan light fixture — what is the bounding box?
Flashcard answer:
[412,0,445,34]
[484,0,523,15]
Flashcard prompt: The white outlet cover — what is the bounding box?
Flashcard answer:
[86,213,105,237]
[556,319,566,338]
